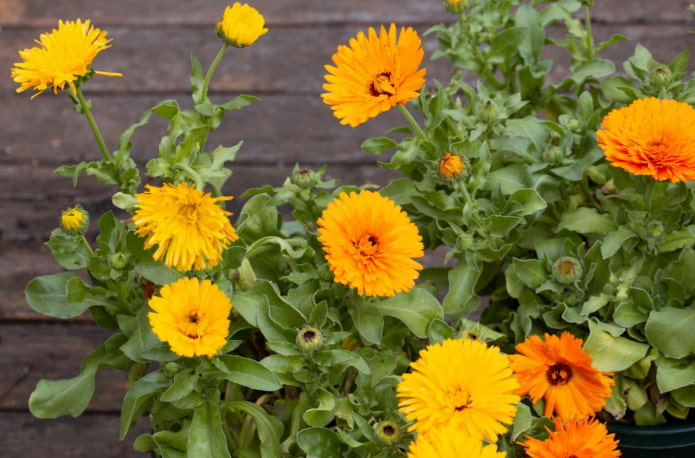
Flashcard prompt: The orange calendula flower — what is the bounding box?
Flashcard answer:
[317,190,424,297]
[596,97,695,182]
[509,331,614,420]
[322,23,427,127]
[216,2,268,48]
[397,338,520,442]
[11,19,121,99]
[133,182,239,271]
[520,417,621,458]
[407,424,506,458]
[438,152,464,179]
[148,277,232,357]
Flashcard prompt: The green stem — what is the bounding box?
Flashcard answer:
[202,43,229,99]
[583,5,594,61]
[80,235,95,257]
[397,104,427,142]
[173,163,204,190]
[75,87,111,162]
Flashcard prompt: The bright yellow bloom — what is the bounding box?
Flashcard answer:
[520,417,621,458]
[322,24,427,127]
[407,425,506,458]
[60,204,89,235]
[217,3,268,48]
[11,19,121,99]
[509,331,614,420]
[397,338,520,442]
[133,182,239,271]
[438,153,464,179]
[148,277,232,357]
[596,97,695,182]
[317,190,424,297]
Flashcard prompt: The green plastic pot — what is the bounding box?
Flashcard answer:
[607,422,695,458]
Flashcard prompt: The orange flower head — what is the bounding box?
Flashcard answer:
[438,153,465,179]
[397,338,520,442]
[596,97,695,182]
[322,24,427,127]
[509,331,614,420]
[520,417,621,458]
[317,190,424,297]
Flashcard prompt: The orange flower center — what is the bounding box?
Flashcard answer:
[645,139,668,166]
[180,201,200,224]
[183,311,201,339]
[369,72,396,97]
[447,385,473,411]
[546,363,573,386]
[354,234,380,258]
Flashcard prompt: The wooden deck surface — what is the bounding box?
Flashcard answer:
[2,0,695,456]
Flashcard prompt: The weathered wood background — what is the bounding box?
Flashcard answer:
[1,0,695,456]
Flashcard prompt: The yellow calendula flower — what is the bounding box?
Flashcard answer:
[438,152,465,179]
[133,182,239,272]
[217,3,268,48]
[60,204,89,235]
[317,190,424,297]
[148,277,232,358]
[397,338,520,442]
[407,424,506,458]
[520,417,621,458]
[11,19,121,99]
[322,24,427,127]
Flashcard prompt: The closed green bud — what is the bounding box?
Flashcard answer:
[477,99,500,123]
[552,256,584,284]
[164,362,179,377]
[647,220,664,238]
[290,167,319,189]
[456,233,473,250]
[109,253,128,269]
[650,65,672,87]
[544,146,564,164]
[374,421,401,447]
[296,326,324,353]
[234,258,257,291]
[60,204,89,235]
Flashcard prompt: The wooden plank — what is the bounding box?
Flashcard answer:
[0,411,148,458]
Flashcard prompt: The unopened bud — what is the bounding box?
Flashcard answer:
[234,258,257,291]
[110,253,128,269]
[552,256,584,284]
[438,152,465,180]
[647,220,664,238]
[296,326,324,353]
[477,99,500,123]
[456,233,473,250]
[544,146,564,164]
[290,167,319,189]
[650,65,672,87]
[60,204,89,235]
[374,421,401,447]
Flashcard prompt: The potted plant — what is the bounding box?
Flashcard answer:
[10,0,695,456]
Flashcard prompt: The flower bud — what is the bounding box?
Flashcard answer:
[234,258,257,291]
[296,326,324,353]
[544,146,564,164]
[438,152,465,180]
[290,167,319,189]
[164,362,179,377]
[647,220,664,238]
[110,253,128,269]
[443,0,469,14]
[477,99,500,123]
[456,233,473,250]
[60,204,89,235]
[374,421,401,447]
[650,65,672,87]
[552,256,584,284]
[216,3,268,48]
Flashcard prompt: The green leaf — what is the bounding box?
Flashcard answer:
[361,137,397,155]
[645,307,695,359]
[225,401,283,458]
[119,307,177,363]
[160,369,199,403]
[375,288,442,338]
[120,370,169,439]
[126,232,183,285]
[558,208,617,234]
[296,427,344,458]
[349,301,383,345]
[442,262,481,315]
[303,388,337,428]
[212,355,282,391]
[601,227,636,258]
[312,350,371,375]
[570,59,615,83]
[45,229,91,270]
[28,370,96,419]
[583,320,649,372]
[25,272,111,319]
[655,357,695,393]
[506,189,547,216]
[189,397,230,458]
[659,228,695,253]
[220,94,259,112]
[512,259,547,290]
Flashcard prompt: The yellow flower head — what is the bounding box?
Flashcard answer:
[596,97,695,182]
[322,24,427,127]
[217,3,268,48]
[148,277,232,357]
[438,152,465,179]
[11,19,121,99]
[520,417,621,458]
[60,204,89,235]
[397,338,520,442]
[133,182,239,272]
[509,331,615,420]
[317,190,424,297]
[407,424,506,458]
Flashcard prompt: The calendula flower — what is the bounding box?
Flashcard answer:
[438,152,465,179]
[317,190,424,297]
[596,97,695,182]
[216,2,268,48]
[551,256,584,284]
[60,204,89,235]
[133,182,239,271]
[397,338,520,441]
[11,19,121,99]
[520,417,621,458]
[509,331,614,420]
[148,277,232,357]
[407,425,506,458]
[322,24,427,127]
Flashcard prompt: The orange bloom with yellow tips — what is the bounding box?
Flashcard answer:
[438,152,464,179]
[596,97,695,182]
[509,331,614,420]
[11,19,121,99]
[317,190,424,297]
[322,23,427,127]
[397,338,520,442]
[520,417,621,458]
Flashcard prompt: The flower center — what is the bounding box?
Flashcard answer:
[645,139,668,166]
[354,234,380,258]
[183,311,201,339]
[546,363,573,386]
[369,72,396,97]
[447,385,472,411]
[181,201,200,224]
